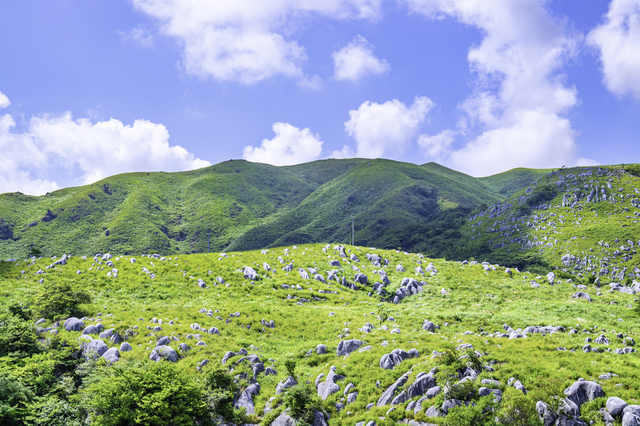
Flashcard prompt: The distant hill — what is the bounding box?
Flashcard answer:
[0,159,552,259]
[465,164,640,278]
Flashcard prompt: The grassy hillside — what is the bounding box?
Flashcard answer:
[0,244,638,425]
[465,164,640,279]
[478,168,553,197]
[0,159,522,260]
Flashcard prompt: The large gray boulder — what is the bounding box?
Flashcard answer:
[120,342,132,352]
[235,383,260,415]
[102,347,120,364]
[149,345,178,362]
[317,370,344,400]
[316,344,327,354]
[354,273,368,285]
[271,409,296,426]
[243,266,259,280]
[312,410,328,426]
[607,397,628,417]
[536,401,557,426]
[276,376,298,394]
[337,339,364,356]
[406,373,437,399]
[377,373,409,406]
[380,348,419,370]
[64,317,85,332]
[156,336,171,346]
[84,339,108,359]
[623,406,640,425]
[422,320,436,332]
[571,292,592,302]
[564,381,605,413]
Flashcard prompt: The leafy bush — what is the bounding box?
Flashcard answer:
[526,185,557,207]
[35,283,91,321]
[495,388,540,426]
[0,373,34,426]
[282,384,321,425]
[625,164,640,177]
[0,314,40,358]
[284,359,297,378]
[204,368,244,423]
[83,361,208,426]
[442,396,498,426]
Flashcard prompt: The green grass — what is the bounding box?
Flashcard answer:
[1,243,638,425]
[0,159,510,260]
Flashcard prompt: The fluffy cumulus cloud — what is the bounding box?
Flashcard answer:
[587,0,640,98]
[417,129,456,162]
[132,0,382,85]
[0,90,10,109]
[342,97,434,158]
[243,122,324,166]
[0,114,59,195]
[0,91,210,195]
[333,35,390,81]
[28,114,210,185]
[404,0,594,175]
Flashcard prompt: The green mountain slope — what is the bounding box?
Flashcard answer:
[0,159,552,260]
[465,164,640,280]
[228,159,503,252]
[478,167,552,197]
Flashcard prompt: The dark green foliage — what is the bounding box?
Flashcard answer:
[24,394,85,426]
[0,373,34,426]
[83,361,208,426]
[495,388,541,426]
[0,314,40,358]
[204,368,244,423]
[525,185,557,207]
[624,164,640,177]
[478,167,553,197]
[282,384,321,425]
[35,283,91,320]
[376,304,390,326]
[442,396,499,426]
[8,302,33,321]
[284,359,297,378]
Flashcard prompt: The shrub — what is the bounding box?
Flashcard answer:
[442,396,498,426]
[0,373,34,426]
[0,314,40,359]
[284,359,297,378]
[282,384,321,425]
[35,283,91,321]
[204,368,244,423]
[495,388,540,426]
[83,361,208,426]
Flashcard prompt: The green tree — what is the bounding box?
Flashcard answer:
[83,361,208,426]
[35,283,91,320]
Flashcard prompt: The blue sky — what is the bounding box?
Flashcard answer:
[1,0,639,195]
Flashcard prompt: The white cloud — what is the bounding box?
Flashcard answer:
[417,129,455,162]
[587,0,640,98]
[117,25,155,48]
[344,97,434,158]
[330,145,357,159]
[0,91,10,109]
[0,114,59,195]
[243,122,324,166]
[333,35,390,81]
[0,101,210,195]
[29,113,210,185]
[132,0,382,85]
[403,0,593,175]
